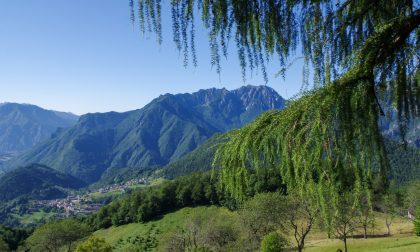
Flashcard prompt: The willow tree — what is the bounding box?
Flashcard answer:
[132,0,420,222]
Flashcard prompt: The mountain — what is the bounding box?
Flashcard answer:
[160,133,227,179]
[4,86,286,183]
[378,90,420,148]
[0,103,78,155]
[381,116,420,148]
[0,164,85,202]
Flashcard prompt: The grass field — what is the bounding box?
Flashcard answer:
[95,206,419,251]
[95,206,230,251]
[305,236,420,252]
[302,212,419,252]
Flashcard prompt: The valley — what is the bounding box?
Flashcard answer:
[1,175,155,227]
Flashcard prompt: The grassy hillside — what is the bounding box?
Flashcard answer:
[95,206,236,251]
[95,206,420,252]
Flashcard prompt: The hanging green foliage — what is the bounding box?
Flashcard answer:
[213,13,419,219]
[131,0,420,221]
[132,0,419,140]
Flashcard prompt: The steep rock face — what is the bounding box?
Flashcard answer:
[0,103,78,154]
[6,86,286,183]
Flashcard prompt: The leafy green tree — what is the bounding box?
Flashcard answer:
[26,219,90,252]
[164,207,240,252]
[238,192,286,250]
[261,232,287,252]
[0,239,10,252]
[404,180,420,213]
[0,225,28,251]
[75,236,112,252]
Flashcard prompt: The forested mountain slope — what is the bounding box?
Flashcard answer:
[0,164,85,202]
[4,86,285,183]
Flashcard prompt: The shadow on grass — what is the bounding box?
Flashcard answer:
[352,234,390,239]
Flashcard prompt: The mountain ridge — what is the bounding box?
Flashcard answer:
[0,103,79,155]
[4,86,286,183]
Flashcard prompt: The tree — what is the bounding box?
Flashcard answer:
[261,232,287,252]
[238,192,286,250]
[283,192,318,252]
[0,225,28,251]
[332,193,359,252]
[358,208,375,239]
[164,207,240,252]
[0,239,10,252]
[26,219,90,252]
[358,194,375,239]
[130,0,420,226]
[404,180,420,215]
[414,206,420,236]
[382,193,398,236]
[75,236,112,252]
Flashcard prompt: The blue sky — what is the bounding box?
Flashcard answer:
[0,1,304,115]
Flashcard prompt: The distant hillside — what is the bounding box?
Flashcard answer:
[5,86,286,183]
[160,133,227,179]
[0,103,78,155]
[0,164,86,202]
[386,140,420,184]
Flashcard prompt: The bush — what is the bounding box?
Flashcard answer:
[261,232,287,252]
[75,236,112,252]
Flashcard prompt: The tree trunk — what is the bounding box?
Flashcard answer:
[298,242,304,252]
[364,225,368,239]
[344,236,348,252]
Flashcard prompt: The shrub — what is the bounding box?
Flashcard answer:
[261,232,287,252]
[75,236,112,252]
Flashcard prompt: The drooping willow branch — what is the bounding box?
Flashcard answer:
[132,0,419,139]
[213,12,420,221]
[131,0,420,222]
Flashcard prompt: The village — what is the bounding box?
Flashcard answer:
[27,177,149,217]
